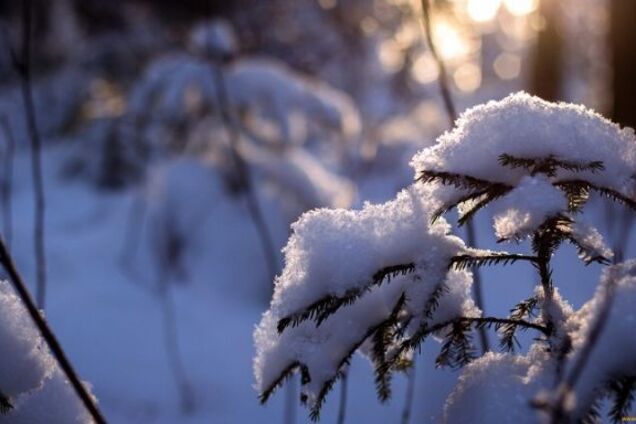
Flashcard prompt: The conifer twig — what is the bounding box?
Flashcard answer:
[0,238,107,424]
[418,0,489,353]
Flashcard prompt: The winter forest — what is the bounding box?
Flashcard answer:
[0,0,635,423]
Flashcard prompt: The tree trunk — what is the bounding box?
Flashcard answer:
[530,0,563,101]
[610,0,636,128]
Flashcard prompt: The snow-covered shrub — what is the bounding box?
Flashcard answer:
[0,280,94,423]
[128,21,361,155]
[254,92,636,422]
[119,20,359,212]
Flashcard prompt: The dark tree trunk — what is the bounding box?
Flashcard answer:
[530,0,563,101]
[610,0,636,128]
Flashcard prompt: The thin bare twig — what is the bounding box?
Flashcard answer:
[0,238,107,423]
[15,0,47,308]
[401,361,416,424]
[231,93,294,420]
[337,371,348,424]
[419,0,489,353]
[284,373,297,424]
[0,116,15,248]
[119,190,148,275]
[210,65,279,282]
[158,272,196,414]
[151,206,198,414]
[548,268,618,423]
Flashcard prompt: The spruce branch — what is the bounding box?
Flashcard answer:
[457,185,512,227]
[609,376,636,423]
[277,263,415,333]
[308,294,407,421]
[422,281,448,320]
[551,218,613,265]
[499,296,540,352]
[532,231,557,338]
[406,316,549,352]
[370,294,406,402]
[555,180,590,212]
[0,391,11,415]
[0,238,106,423]
[263,294,408,421]
[498,154,604,177]
[449,252,538,271]
[554,180,636,213]
[398,316,549,372]
[417,170,509,192]
[259,361,310,404]
[435,319,475,368]
[418,0,493,354]
[431,188,490,224]
[582,398,602,424]
[563,233,612,265]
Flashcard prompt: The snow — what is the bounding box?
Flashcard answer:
[564,260,636,418]
[0,280,54,398]
[267,183,465,318]
[490,175,567,240]
[6,144,433,423]
[241,144,355,211]
[569,220,614,262]
[128,55,361,151]
[253,183,481,408]
[225,59,362,144]
[0,370,94,424]
[189,20,238,59]
[0,280,93,423]
[443,352,540,424]
[3,46,635,422]
[411,92,636,198]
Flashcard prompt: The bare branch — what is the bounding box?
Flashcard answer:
[0,238,106,423]
[14,0,47,308]
[0,116,15,249]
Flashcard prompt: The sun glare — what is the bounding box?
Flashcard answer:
[433,20,472,61]
[466,0,502,23]
[503,0,539,17]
